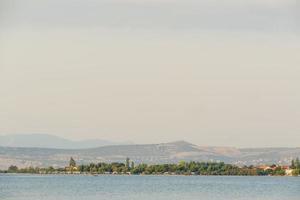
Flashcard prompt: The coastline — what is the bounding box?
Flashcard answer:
[1,172,298,177]
[2,158,299,177]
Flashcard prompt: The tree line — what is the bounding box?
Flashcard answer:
[290,158,300,176]
[1,157,299,176]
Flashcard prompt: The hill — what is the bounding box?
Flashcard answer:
[0,140,299,169]
[0,134,130,149]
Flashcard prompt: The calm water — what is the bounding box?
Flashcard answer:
[0,174,299,200]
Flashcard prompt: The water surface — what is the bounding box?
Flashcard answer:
[1,174,299,200]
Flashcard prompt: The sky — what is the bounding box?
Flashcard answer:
[0,0,299,147]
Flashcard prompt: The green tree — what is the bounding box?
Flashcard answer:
[295,158,300,169]
[78,165,85,172]
[125,157,130,170]
[69,157,76,167]
[273,167,285,176]
[8,165,18,173]
[131,161,135,169]
[292,169,300,176]
[291,160,296,169]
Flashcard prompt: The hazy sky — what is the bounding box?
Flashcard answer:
[0,0,299,147]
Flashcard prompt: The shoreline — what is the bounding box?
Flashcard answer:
[1,172,298,177]
[3,158,299,177]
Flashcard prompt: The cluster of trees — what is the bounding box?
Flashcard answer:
[74,160,290,176]
[291,158,300,176]
[3,165,66,174]
[1,157,299,176]
[260,165,286,176]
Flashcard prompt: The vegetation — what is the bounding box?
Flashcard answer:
[291,158,300,176]
[69,157,76,167]
[1,158,299,176]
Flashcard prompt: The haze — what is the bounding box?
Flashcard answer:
[0,0,299,147]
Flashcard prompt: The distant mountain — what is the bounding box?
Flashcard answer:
[0,140,299,170]
[0,134,131,149]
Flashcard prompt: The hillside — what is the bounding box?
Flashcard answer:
[0,134,130,149]
[0,141,299,169]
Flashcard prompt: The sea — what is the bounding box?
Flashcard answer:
[0,174,299,200]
